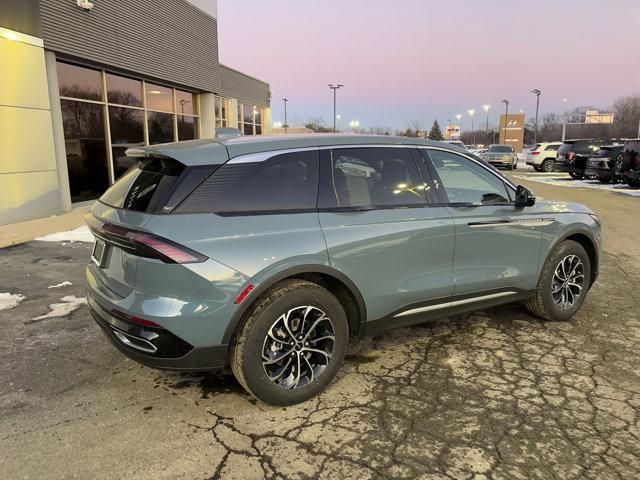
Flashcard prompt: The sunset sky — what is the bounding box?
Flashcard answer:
[214,0,639,130]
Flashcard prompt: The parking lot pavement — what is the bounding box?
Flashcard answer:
[512,171,640,198]
[1,185,639,479]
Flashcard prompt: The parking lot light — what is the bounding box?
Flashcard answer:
[483,105,490,145]
[468,110,475,145]
[501,99,509,143]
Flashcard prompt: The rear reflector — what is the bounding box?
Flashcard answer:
[93,221,207,264]
[111,309,164,329]
[234,284,254,304]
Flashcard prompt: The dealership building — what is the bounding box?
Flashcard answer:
[1,0,271,225]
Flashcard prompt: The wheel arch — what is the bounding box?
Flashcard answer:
[544,229,599,287]
[222,265,367,344]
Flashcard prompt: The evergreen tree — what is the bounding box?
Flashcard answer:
[428,120,444,140]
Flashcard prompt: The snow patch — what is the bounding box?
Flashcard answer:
[47,281,73,289]
[0,293,25,311]
[513,174,640,197]
[30,295,87,322]
[35,225,94,243]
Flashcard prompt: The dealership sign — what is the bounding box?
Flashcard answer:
[445,125,461,139]
[499,113,525,151]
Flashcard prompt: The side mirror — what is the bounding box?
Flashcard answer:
[515,185,535,207]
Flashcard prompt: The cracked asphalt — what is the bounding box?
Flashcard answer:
[1,174,639,479]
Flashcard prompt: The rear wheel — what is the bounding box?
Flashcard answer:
[627,178,640,188]
[542,159,554,172]
[569,171,583,180]
[525,240,591,321]
[230,280,348,406]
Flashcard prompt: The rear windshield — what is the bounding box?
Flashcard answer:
[488,145,512,153]
[596,148,613,158]
[100,158,185,212]
[558,143,575,155]
[530,144,541,151]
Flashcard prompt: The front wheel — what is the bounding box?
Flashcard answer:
[525,240,591,321]
[230,280,348,406]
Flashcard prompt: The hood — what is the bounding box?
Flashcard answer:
[535,200,594,215]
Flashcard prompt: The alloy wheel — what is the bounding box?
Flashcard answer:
[551,255,584,310]
[262,306,335,389]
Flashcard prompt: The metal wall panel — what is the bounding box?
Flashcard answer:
[39,0,220,93]
[220,64,270,107]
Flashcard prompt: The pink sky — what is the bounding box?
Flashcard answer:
[217,0,640,130]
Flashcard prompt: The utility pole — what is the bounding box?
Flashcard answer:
[483,105,490,146]
[501,99,509,143]
[531,89,541,143]
[468,109,475,145]
[328,84,343,132]
[282,98,288,134]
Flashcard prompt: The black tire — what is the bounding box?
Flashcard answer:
[569,171,583,180]
[542,159,554,172]
[627,178,640,188]
[533,166,542,172]
[230,279,348,406]
[598,176,610,184]
[525,240,591,321]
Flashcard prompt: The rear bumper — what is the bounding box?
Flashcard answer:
[554,163,582,175]
[584,167,611,180]
[87,292,229,371]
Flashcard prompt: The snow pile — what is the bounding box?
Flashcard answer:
[30,295,87,322]
[35,225,94,243]
[47,281,73,289]
[0,293,25,311]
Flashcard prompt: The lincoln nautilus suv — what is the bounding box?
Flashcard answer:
[85,134,601,405]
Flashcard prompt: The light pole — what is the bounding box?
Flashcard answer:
[336,114,341,132]
[328,84,343,132]
[282,98,288,134]
[456,114,463,138]
[483,105,490,145]
[501,99,509,143]
[468,109,475,145]
[530,89,541,144]
[561,97,568,141]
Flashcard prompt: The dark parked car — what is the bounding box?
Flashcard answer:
[614,140,640,187]
[584,144,624,183]
[554,139,613,179]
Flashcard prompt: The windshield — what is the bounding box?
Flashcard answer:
[488,145,512,153]
[558,143,574,155]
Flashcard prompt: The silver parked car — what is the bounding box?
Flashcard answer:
[482,144,519,170]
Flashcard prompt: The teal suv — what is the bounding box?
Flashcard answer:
[86,135,601,405]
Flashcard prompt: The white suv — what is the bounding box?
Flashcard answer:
[526,142,562,172]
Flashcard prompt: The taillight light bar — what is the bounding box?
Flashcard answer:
[96,222,208,264]
[531,151,540,155]
[111,309,164,329]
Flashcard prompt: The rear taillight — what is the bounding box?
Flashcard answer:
[531,151,540,155]
[567,152,575,161]
[96,222,207,264]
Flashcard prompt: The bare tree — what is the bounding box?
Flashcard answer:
[304,117,332,133]
[611,94,640,138]
[367,125,392,135]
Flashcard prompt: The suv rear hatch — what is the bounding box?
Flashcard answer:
[87,150,222,298]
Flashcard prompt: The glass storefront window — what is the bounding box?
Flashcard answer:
[243,103,254,124]
[145,83,174,112]
[109,107,144,179]
[60,100,109,201]
[57,62,103,101]
[148,112,175,144]
[176,90,197,115]
[215,96,227,127]
[254,107,262,126]
[178,116,197,141]
[243,123,253,136]
[106,74,142,107]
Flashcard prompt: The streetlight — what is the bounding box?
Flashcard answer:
[501,99,509,143]
[336,114,341,132]
[282,98,288,134]
[483,105,490,145]
[561,98,568,141]
[349,120,359,131]
[328,84,344,132]
[456,114,463,136]
[468,109,475,145]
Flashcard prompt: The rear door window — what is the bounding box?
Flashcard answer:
[326,147,428,208]
[558,143,574,155]
[177,150,319,214]
[544,144,560,152]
